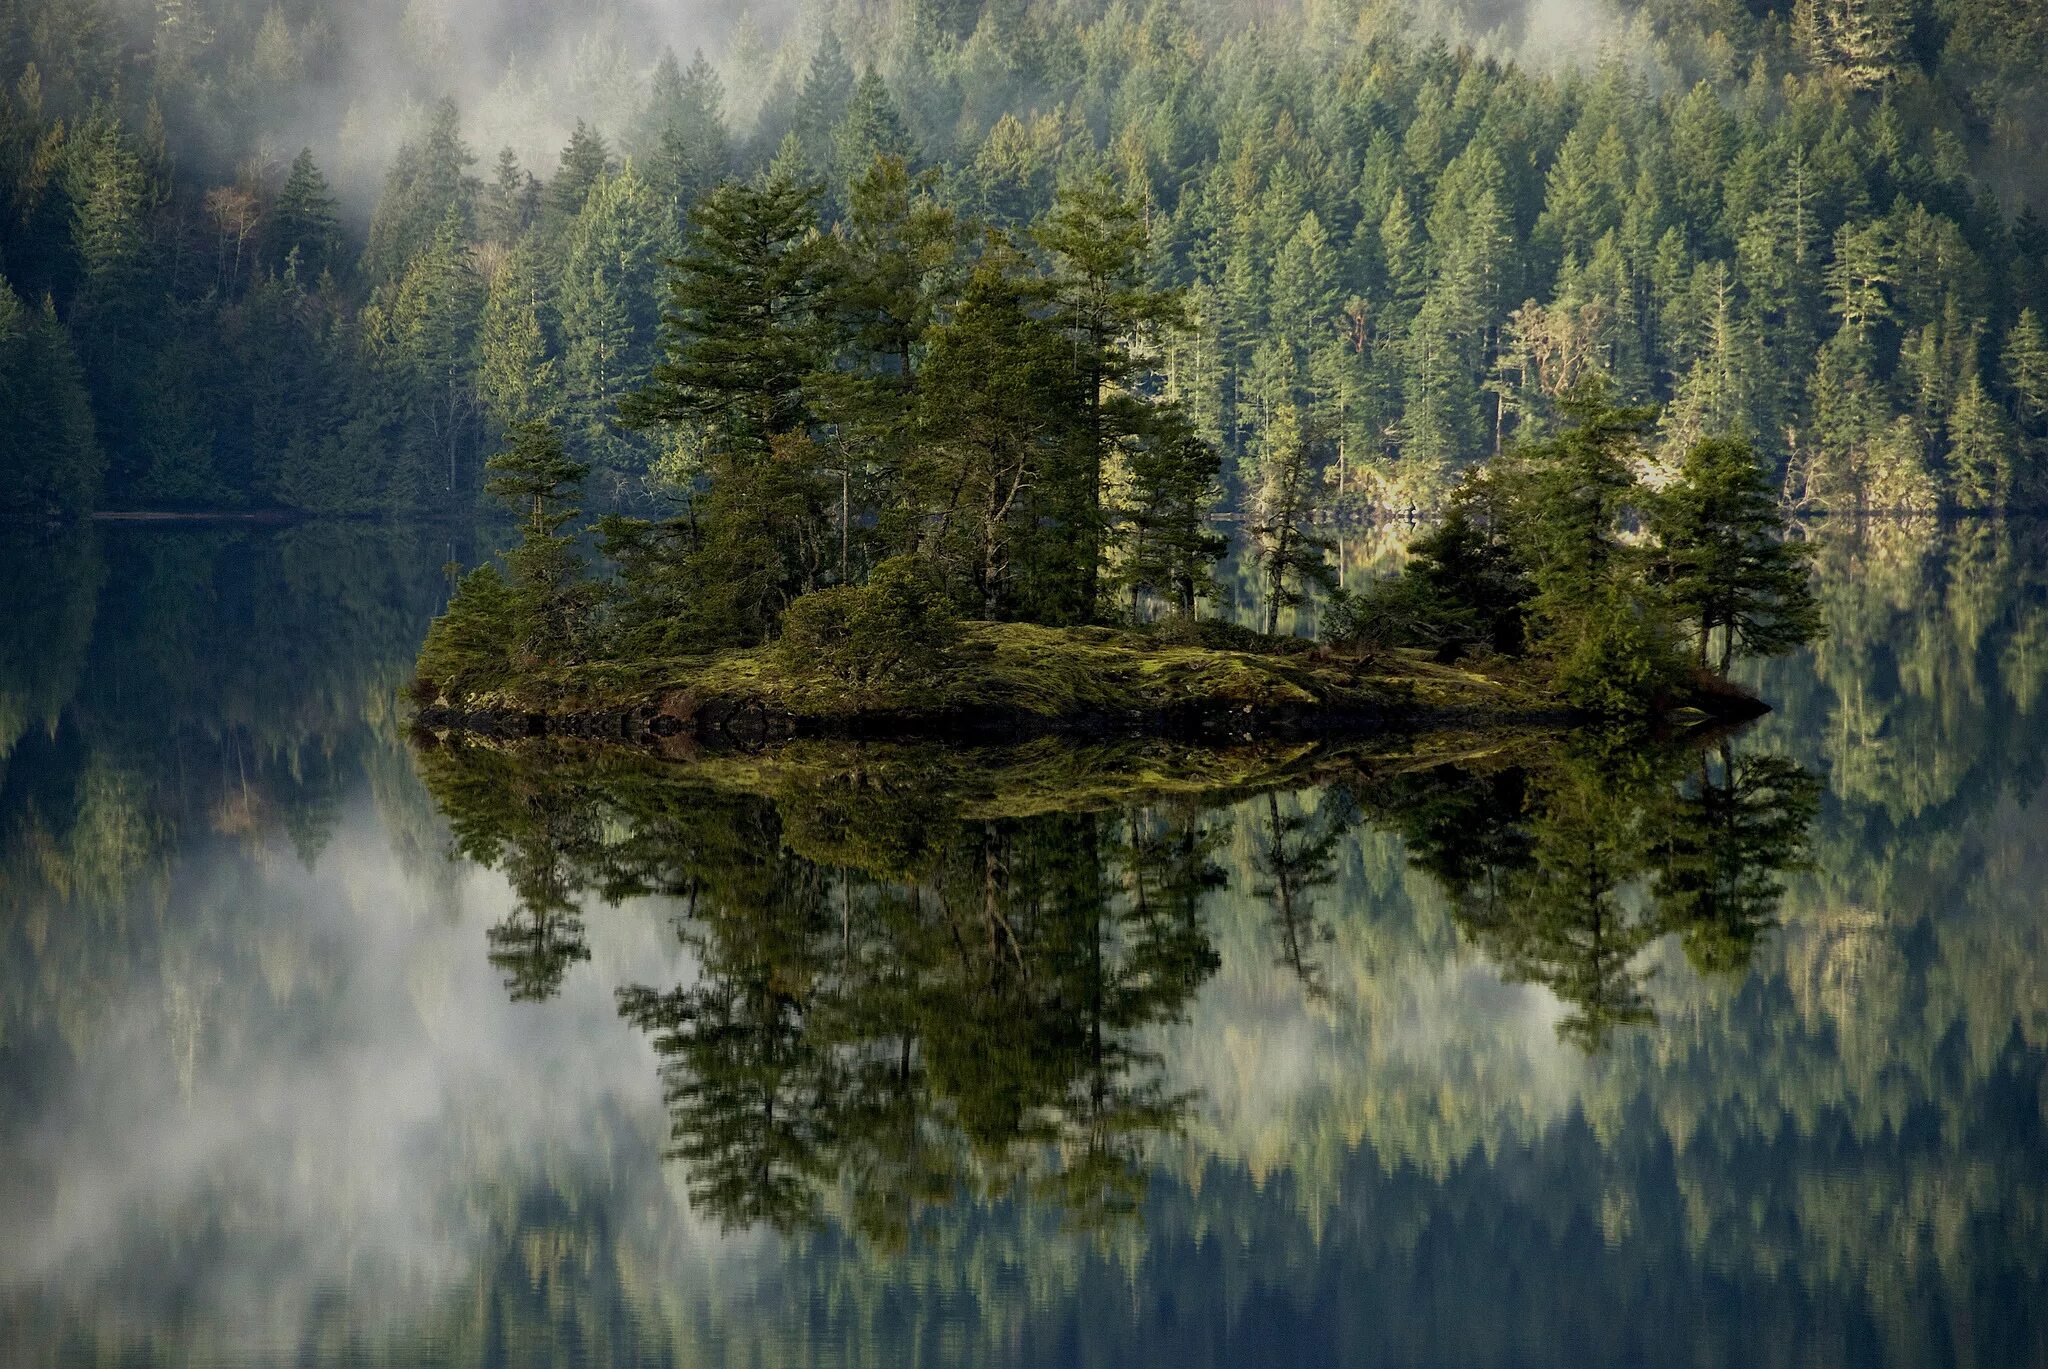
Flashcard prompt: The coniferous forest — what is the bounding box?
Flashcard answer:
[6,0,2048,528]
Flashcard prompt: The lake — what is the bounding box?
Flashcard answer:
[1,519,2044,1368]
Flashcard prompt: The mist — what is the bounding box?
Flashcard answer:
[99,0,1645,212]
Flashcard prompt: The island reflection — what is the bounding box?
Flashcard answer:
[415,725,1818,1239]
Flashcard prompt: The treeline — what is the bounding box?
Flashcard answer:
[5,0,2048,518]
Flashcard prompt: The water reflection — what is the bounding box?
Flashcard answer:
[412,721,1820,1238]
[0,519,2044,1368]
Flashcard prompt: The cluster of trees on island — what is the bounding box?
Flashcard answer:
[6,0,2048,521]
[422,178,1822,719]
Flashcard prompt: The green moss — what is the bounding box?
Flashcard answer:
[425,620,1562,729]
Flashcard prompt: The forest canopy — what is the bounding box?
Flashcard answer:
[4,0,2048,520]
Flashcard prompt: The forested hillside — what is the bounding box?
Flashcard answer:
[4,0,2048,519]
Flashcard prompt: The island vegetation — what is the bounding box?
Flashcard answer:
[411,165,1820,732]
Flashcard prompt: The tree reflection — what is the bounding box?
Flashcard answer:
[1253,790,1343,1001]
[415,724,1820,1236]
[414,742,1227,1240]
[1345,731,1820,1049]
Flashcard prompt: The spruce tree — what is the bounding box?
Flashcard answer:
[270,148,340,278]
[1651,436,1821,673]
[484,419,595,666]
[1035,172,1186,617]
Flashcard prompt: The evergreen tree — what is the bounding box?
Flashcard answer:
[362,99,477,283]
[0,280,101,517]
[645,49,730,220]
[476,240,559,431]
[544,121,615,234]
[1652,436,1822,673]
[1119,402,1226,619]
[269,148,339,278]
[914,244,1074,618]
[366,207,483,503]
[483,419,595,666]
[815,155,964,572]
[1247,401,1332,636]
[558,165,675,481]
[620,170,830,642]
[479,148,539,246]
[833,69,914,190]
[1034,172,1187,618]
[792,29,857,177]
[1510,387,1685,711]
[2004,308,2048,502]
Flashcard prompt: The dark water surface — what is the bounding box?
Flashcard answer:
[2,520,2045,1368]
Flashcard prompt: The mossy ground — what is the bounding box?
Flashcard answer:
[429,620,1560,731]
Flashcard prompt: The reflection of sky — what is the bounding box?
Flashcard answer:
[0,791,757,1359]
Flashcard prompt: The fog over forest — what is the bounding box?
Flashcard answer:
[5,0,2047,526]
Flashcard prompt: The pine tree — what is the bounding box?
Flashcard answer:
[833,68,914,190]
[1119,402,1226,619]
[620,170,830,641]
[1247,401,1331,636]
[1268,210,1337,358]
[646,49,730,219]
[1945,370,2011,510]
[814,155,964,568]
[270,148,340,278]
[914,244,1074,619]
[792,29,857,177]
[0,281,101,517]
[362,99,477,283]
[623,171,823,449]
[544,121,615,234]
[2004,309,2048,502]
[484,419,595,665]
[369,207,483,502]
[476,240,559,430]
[479,148,539,245]
[1034,172,1187,617]
[559,165,675,479]
[1652,436,1821,672]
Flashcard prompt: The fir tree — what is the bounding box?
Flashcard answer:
[1652,436,1822,673]
[484,419,595,665]
[270,148,339,278]
[1119,402,1226,619]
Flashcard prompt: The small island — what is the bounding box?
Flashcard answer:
[412,175,1818,744]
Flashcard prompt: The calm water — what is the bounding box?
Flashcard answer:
[1,520,2045,1368]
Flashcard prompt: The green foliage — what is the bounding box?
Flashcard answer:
[778,555,960,691]
[484,420,595,669]
[1551,590,1688,716]
[10,0,2048,525]
[1343,396,1814,713]
[0,279,99,517]
[1329,501,1529,658]
[1652,436,1824,671]
[416,563,518,701]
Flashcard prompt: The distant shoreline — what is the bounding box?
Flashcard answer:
[89,510,303,523]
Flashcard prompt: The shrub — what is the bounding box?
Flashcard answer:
[780,556,959,688]
[1552,593,1687,716]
